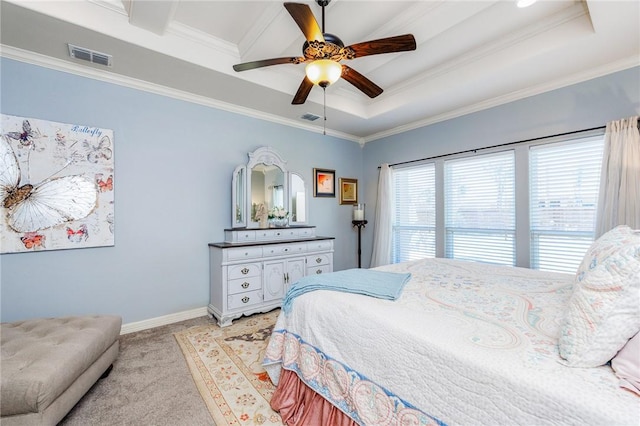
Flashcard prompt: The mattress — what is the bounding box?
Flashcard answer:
[264,258,640,425]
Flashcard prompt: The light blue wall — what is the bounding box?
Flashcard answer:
[361,66,640,268]
[2,59,638,324]
[0,58,363,323]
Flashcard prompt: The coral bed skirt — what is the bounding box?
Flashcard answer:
[271,369,358,426]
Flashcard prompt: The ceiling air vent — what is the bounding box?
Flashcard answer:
[300,113,321,122]
[68,44,113,67]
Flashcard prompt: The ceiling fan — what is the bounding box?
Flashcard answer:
[232,0,417,105]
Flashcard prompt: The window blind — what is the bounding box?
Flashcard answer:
[444,151,515,265]
[529,137,604,273]
[392,164,436,262]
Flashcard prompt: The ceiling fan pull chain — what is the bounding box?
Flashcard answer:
[323,88,327,136]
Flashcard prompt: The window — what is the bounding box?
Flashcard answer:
[529,137,604,273]
[390,130,604,271]
[392,164,436,262]
[444,151,515,265]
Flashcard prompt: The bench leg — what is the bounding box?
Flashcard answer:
[100,364,113,379]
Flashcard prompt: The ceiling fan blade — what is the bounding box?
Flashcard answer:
[233,57,304,72]
[292,76,314,105]
[341,65,383,98]
[284,3,324,43]
[345,34,416,58]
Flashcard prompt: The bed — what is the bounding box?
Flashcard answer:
[263,226,640,425]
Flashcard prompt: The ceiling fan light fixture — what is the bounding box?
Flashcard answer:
[305,59,342,87]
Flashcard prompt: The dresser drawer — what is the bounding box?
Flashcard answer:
[297,228,315,238]
[269,229,289,239]
[256,229,295,240]
[236,231,256,242]
[263,243,307,257]
[227,246,263,261]
[279,228,298,239]
[228,276,262,295]
[224,229,257,243]
[228,290,262,310]
[306,253,331,266]
[228,262,261,279]
[307,264,332,275]
[307,240,333,252]
[255,229,275,240]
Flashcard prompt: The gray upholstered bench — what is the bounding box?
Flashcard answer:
[1,315,122,425]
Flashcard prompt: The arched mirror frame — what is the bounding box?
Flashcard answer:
[247,147,287,229]
[232,147,308,229]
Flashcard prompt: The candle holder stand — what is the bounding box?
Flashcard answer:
[352,220,368,268]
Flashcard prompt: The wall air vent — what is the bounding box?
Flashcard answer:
[300,113,321,121]
[68,44,113,67]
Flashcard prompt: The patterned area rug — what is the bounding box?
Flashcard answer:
[174,310,283,425]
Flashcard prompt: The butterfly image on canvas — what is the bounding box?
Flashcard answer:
[66,224,89,242]
[0,136,98,233]
[6,119,38,147]
[21,232,45,249]
[96,174,113,192]
[84,135,112,164]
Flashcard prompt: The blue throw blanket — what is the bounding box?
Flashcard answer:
[282,268,411,314]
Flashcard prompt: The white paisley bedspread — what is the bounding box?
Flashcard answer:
[263,258,640,426]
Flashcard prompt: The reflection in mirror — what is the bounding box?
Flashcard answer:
[272,185,284,208]
[251,164,284,222]
[236,169,244,222]
[290,173,306,223]
[232,166,246,227]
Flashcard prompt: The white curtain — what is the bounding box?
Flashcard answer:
[595,116,640,237]
[370,164,394,267]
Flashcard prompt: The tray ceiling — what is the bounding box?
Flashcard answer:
[1,0,638,142]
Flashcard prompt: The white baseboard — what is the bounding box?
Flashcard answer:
[120,306,209,335]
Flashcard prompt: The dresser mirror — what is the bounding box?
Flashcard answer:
[232,147,308,228]
[232,165,246,227]
[290,172,307,223]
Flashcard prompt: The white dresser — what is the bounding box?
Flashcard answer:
[208,226,334,327]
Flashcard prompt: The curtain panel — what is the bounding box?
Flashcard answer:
[370,164,394,267]
[596,116,640,237]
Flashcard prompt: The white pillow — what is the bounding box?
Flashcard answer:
[558,225,640,367]
[611,332,640,395]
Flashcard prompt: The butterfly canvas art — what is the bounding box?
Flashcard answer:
[1,114,114,253]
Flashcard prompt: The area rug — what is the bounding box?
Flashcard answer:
[174,310,283,425]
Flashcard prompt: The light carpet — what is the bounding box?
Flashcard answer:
[174,310,283,426]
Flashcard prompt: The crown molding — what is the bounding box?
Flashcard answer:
[0,45,360,143]
[3,45,635,146]
[363,55,640,143]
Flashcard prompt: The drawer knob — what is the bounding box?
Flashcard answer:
[241,267,249,275]
[316,269,322,274]
[316,257,322,263]
[284,248,289,252]
[241,282,250,289]
[242,296,250,304]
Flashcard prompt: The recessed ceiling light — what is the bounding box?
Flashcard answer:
[517,0,538,8]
